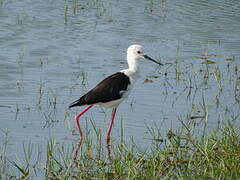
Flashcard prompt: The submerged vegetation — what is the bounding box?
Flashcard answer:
[0,121,240,179]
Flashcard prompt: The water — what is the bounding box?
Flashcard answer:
[0,0,240,170]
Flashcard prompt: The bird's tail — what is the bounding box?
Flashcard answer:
[69,97,86,108]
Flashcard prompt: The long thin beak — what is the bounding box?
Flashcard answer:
[143,55,163,66]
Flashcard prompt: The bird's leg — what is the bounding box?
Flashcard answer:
[106,107,117,145]
[74,105,94,137]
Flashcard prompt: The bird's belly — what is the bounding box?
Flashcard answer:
[96,98,125,108]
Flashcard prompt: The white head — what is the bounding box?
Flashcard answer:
[127,44,144,60]
[126,44,163,71]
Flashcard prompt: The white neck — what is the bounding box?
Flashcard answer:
[127,54,139,73]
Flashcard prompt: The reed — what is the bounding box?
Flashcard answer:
[1,120,239,179]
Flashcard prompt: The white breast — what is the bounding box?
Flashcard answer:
[121,69,140,85]
[120,69,140,98]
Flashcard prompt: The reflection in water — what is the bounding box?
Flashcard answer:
[107,144,113,161]
[72,138,83,162]
[72,138,113,164]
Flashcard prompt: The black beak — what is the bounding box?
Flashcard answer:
[143,55,163,66]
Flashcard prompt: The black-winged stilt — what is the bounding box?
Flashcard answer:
[69,44,163,145]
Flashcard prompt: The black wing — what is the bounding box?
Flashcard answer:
[69,72,130,108]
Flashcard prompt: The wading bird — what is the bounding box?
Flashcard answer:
[69,44,163,145]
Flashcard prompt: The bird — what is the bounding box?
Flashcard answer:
[69,44,163,145]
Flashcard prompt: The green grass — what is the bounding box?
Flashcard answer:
[1,121,240,179]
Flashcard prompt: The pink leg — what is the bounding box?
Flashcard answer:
[106,107,117,145]
[74,105,94,137]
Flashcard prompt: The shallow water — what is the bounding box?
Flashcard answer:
[0,0,240,171]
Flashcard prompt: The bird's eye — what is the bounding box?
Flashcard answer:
[137,51,141,54]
